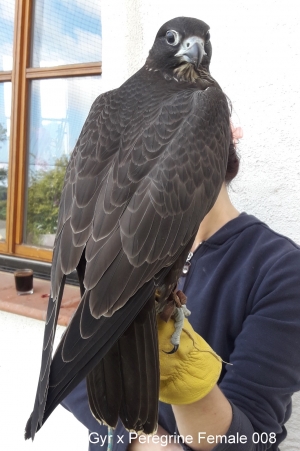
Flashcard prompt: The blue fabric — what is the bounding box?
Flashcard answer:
[61,213,300,450]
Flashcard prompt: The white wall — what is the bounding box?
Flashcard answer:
[101,0,300,243]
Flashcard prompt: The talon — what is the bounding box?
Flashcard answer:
[163,344,179,354]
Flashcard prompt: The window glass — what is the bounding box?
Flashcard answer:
[0,82,11,241]
[24,76,101,248]
[0,0,15,71]
[31,0,101,67]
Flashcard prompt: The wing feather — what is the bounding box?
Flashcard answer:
[60,219,85,274]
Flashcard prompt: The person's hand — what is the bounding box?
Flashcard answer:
[157,314,222,405]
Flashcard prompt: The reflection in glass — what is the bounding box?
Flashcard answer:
[25,76,101,248]
[0,82,11,241]
[0,0,15,71]
[31,0,101,68]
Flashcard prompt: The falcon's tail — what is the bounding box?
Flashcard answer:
[25,279,157,439]
[87,295,159,434]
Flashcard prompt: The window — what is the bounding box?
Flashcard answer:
[0,0,14,243]
[0,0,102,262]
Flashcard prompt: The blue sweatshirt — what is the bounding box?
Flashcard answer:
[61,213,300,451]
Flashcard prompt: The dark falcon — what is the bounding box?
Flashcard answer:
[25,16,231,439]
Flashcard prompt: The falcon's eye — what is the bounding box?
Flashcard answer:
[205,31,210,43]
[165,30,180,46]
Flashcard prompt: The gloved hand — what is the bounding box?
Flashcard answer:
[157,314,222,405]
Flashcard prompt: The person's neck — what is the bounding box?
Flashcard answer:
[191,184,240,252]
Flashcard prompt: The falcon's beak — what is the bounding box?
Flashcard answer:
[175,36,206,68]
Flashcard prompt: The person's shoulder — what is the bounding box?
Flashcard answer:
[206,213,299,263]
[234,214,300,275]
[234,215,300,306]
[235,213,299,249]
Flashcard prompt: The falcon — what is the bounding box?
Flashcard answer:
[25,16,231,439]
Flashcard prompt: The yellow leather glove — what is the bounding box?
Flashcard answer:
[157,315,222,405]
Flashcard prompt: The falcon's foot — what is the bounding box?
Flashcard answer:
[165,304,191,354]
[156,288,191,354]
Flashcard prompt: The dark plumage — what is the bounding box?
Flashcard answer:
[25,16,231,439]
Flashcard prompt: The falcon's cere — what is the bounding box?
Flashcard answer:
[25,16,231,439]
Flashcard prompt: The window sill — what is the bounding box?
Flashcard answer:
[0,271,80,326]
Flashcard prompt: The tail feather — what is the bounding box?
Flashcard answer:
[25,413,33,440]
[87,295,159,433]
[87,341,123,428]
[25,275,66,440]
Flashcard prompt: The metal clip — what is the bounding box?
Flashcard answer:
[182,251,193,275]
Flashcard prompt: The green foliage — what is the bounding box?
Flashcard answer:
[0,123,6,143]
[26,155,69,246]
[0,124,8,221]
[0,122,69,245]
[0,167,8,184]
[0,197,6,220]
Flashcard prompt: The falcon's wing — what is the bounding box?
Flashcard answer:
[26,79,230,438]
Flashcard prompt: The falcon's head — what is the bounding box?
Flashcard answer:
[146,17,213,84]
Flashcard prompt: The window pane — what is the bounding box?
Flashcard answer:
[31,0,101,68]
[24,76,102,248]
[0,82,11,241]
[0,0,15,71]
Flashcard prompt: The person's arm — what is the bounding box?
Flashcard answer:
[172,385,232,451]
[128,425,182,450]
[127,388,232,451]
